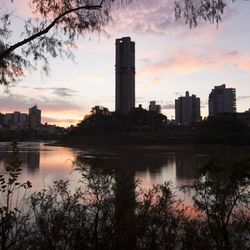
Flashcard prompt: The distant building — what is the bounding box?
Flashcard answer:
[40,123,66,135]
[0,113,5,126]
[208,84,236,116]
[29,106,41,130]
[5,113,13,126]
[13,111,20,125]
[115,37,135,114]
[27,150,40,172]
[175,91,200,126]
[149,101,161,113]
[11,111,28,129]
[19,113,29,129]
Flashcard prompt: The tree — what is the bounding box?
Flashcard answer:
[174,0,231,28]
[195,113,250,145]
[0,0,123,86]
[0,141,32,250]
[189,157,250,249]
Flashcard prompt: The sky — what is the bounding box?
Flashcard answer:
[0,0,250,127]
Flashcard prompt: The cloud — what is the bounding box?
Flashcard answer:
[138,48,250,77]
[51,87,78,97]
[237,96,250,101]
[107,0,236,36]
[144,100,175,110]
[42,116,80,125]
[0,94,82,113]
[0,93,85,127]
[108,0,177,35]
[137,76,163,91]
[144,50,203,75]
[33,87,79,97]
[162,104,175,110]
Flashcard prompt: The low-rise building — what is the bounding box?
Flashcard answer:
[149,101,161,113]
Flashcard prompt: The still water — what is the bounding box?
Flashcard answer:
[0,142,248,198]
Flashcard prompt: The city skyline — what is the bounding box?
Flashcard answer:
[0,1,249,127]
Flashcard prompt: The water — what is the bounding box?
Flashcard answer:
[0,142,249,198]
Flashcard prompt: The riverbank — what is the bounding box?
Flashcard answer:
[58,131,194,147]
[53,133,250,161]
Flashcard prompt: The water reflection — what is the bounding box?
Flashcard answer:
[0,148,40,174]
[26,150,40,173]
[77,154,137,249]
[1,142,248,195]
[0,142,79,191]
[75,152,205,248]
[0,142,208,193]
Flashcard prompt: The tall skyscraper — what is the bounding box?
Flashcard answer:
[208,84,236,116]
[29,105,41,130]
[175,91,201,126]
[115,37,135,114]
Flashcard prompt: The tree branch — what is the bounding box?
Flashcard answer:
[0,3,103,60]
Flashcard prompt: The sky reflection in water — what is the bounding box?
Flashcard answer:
[0,142,209,204]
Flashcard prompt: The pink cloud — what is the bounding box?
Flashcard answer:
[0,93,86,127]
[107,0,237,37]
[138,48,250,77]
[108,0,176,35]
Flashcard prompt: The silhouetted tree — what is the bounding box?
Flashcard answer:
[195,113,250,145]
[0,141,32,250]
[174,0,240,28]
[0,0,128,86]
[129,107,167,131]
[189,156,250,249]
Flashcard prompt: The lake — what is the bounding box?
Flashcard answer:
[0,141,249,201]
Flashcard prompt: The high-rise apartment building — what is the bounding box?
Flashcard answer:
[175,91,201,126]
[115,37,135,114]
[29,105,41,130]
[208,84,236,116]
[5,113,13,125]
[19,113,29,129]
[13,111,20,125]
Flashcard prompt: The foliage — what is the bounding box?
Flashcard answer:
[175,0,227,28]
[0,141,32,250]
[30,181,89,249]
[0,0,123,86]
[195,113,250,145]
[188,156,250,249]
[129,107,168,131]
[136,182,182,249]
[70,106,167,135]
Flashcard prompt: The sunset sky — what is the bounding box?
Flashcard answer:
[1,0,250,127]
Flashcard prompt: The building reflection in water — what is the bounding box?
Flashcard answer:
[26,150,40,174]
[0,149,40,174]
[76,154,137,250]
[75,151,204,249]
